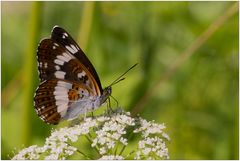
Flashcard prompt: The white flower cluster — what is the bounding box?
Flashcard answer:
[12,145,44,160]
[12,118,97,160]
[91,111,135,155]
[135,136,169,159]
[134,118,169,139]
[12,108,170,160]
[133,118,170,160]
[98,155,124,160]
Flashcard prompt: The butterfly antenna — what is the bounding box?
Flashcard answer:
[109,63,138,87]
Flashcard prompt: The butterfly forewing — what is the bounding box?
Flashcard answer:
[37,35,101,96]
[34,26,110,124]
[51,26,102,93]
[37,39,69,82]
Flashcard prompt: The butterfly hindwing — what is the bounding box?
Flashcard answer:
[34,79,95,124]
[34,79,61,124]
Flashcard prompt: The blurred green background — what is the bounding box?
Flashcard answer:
[1,1,238,159]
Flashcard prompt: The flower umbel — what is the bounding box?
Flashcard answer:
[12,108,170,160]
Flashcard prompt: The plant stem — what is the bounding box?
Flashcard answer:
[66,142,93,159]
[125,150,136,159]
[78,1,95,51]
[22,1,43,146]
[76,149,94,159]
[85,135,100,155]
[119,145,126,156]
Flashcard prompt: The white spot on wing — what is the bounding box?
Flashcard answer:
[53,43,59,50]
[55,65,60,70]
[57,103,68,117]
[40,115,46,121]
[57,81,72,89]
[54,85,69,93]
[53,81,72,97]
[53,80,70,117]
[55,95,68,100]
[57,52,72,62]
[54,59,64,65]
[54,87,68,96]
[66,45,78,54]
[62,33,68,39]
[55,71,66,79]
[71,44,78,53]
[55,100,68,106]
[57,103,68,112]
[54,43,59,46]
[35,108,40,114]
[66,45,75,54]
[63,52,74,60]
[44,62,48,68]
[77,71,86,78]
[57,55,68,62]
[56,102,68,117]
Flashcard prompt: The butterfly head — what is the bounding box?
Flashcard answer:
[100,86,112,104]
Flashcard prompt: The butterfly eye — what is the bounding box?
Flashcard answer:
[80,90,84,94]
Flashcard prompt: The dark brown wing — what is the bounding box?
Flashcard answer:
[51,26,103,93]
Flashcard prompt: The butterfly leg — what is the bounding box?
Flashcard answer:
[107,98,114,115]
[69,117,82,127]
[110,95,119,107]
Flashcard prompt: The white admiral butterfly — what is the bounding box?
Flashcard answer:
[34,26,113,125]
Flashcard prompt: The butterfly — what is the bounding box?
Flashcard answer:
[34,26,114,125]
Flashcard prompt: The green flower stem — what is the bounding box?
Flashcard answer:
[76,148,93,159]
[125,150,136,159]
[65,142,93,159]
